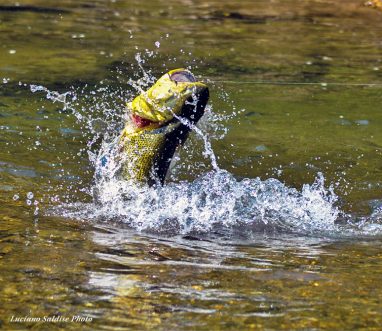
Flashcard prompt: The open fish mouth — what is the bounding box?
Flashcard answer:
[170,69,197,83]
[119,68,209,185]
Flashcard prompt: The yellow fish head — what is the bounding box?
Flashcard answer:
[127,68,209,124]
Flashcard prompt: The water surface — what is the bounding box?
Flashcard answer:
[1,0,382,329]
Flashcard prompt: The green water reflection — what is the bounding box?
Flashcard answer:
[1,0,382,330]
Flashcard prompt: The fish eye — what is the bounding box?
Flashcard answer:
[170,70,196,83]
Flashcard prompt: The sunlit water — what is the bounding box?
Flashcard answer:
[2,0,382,330]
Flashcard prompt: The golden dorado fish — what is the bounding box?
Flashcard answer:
[119,68,209,185]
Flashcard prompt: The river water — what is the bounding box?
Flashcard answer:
[1,0,382,330]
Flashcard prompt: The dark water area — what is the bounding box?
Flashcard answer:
[1,0,382,330]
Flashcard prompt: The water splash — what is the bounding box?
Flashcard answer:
[55,170,342,236]
[22,48,382,237]
[30,84,75,111]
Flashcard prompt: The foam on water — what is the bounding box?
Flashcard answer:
[58,170,342,236]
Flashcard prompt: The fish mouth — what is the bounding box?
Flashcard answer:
[170,70,196,83]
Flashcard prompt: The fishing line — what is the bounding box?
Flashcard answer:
[208,80,382,87]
